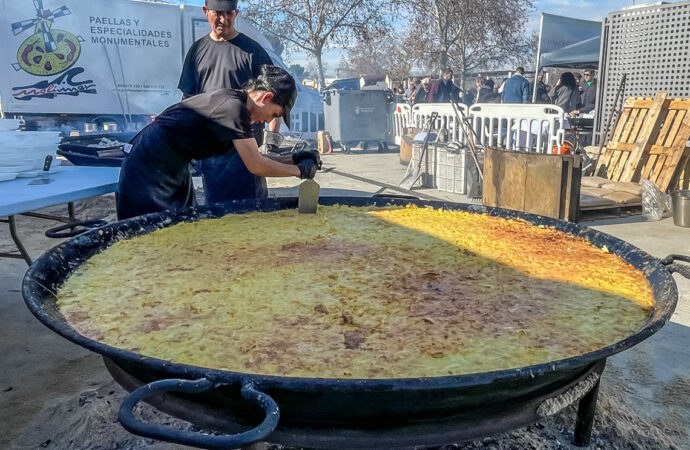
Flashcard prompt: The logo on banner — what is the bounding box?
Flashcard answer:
[10,0,96,100]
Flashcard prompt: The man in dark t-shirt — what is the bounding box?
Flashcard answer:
[178,0,283,205]
[178,31,272,100]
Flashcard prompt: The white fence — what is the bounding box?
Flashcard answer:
[469,104,566,153]
[411,103,469,144]
[392,102,566,153]
[392,103,412,145]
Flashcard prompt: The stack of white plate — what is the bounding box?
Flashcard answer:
[0,119,21,132]
[0,125,61,182]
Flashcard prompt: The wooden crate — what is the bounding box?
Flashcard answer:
[483,147,581,222]
[399,128,420,164]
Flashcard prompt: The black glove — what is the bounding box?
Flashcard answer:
[297,159,318,179]
[292,149,321,166]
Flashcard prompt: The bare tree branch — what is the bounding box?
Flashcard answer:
[401,0,535,86]
[243,0,388,86]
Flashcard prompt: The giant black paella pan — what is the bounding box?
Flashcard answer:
[22,197,688,449]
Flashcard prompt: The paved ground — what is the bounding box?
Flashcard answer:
[1,149,688,449]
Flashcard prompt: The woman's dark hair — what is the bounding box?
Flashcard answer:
[484,79,495,89]
[559,72,578,91]
[246,65,297,127]
[246,65,295,99]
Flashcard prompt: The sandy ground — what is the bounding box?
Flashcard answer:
[1,151,689,450]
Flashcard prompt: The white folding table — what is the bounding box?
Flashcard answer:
[0,166,120,265]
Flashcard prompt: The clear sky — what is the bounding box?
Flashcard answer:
[179,0,664,76]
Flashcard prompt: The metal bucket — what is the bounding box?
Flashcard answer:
[672,190,690,227]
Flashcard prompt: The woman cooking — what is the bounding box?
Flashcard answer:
[116,65,319,220]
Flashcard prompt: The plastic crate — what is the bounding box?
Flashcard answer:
[435,143,467,194]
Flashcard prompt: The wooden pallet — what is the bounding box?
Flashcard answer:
[638,98,690,191]
[678,148,690,189]
[596,93,669,182]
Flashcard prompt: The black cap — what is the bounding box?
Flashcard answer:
[205,0,238,11]
[254,65,297,129]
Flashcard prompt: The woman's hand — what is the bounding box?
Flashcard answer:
[292,149,321,166]
[297,159,318,179]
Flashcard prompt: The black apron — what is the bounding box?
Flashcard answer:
[116,126,194,220]
[200,123,268,204]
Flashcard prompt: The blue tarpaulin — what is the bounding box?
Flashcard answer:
[537,13,602,69]
[540,35,601,69]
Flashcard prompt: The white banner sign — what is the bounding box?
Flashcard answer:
[0,0,184,115]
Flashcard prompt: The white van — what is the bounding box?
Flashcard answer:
[0,0,323,138]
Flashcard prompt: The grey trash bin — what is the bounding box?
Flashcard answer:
[322,89,392,153]
[672,190,690,227]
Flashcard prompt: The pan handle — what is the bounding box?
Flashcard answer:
[660,254,690,280]
[45,219,108,239]
[119,378,279,449]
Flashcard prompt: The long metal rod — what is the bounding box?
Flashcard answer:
[593,74,627,170]
[103,43,130,129]
[532,14,545,104]
[114,44,133,128]
[6,215,32,265]
[20,212,72,224]
[68,202,75,222]
[450,98,484,182]
[324,168,443,201]
[2,203,76,265]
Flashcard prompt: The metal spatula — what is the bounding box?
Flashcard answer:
[29,155,55,185]
[399,112,438,191]
[298,179,320,214]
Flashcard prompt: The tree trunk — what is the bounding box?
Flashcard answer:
[439,50,448,73]
[314,48,326,89]
[459,58,467,93]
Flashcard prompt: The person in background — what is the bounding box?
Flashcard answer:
[574,73,584,95]
[501,67,531,103]
[497,78,507,96]
[550,71,580,114]
[394,84,405,103]
[413,78,432,104]
[571,69,597,115]
[404,78,420,103]
[428,68,461,103]
[535,72,550,104]
[477,79,500,103]
[473,76,485,104]
[463,88,476,106]
[178,0,305,206]
[118,66,318,221]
